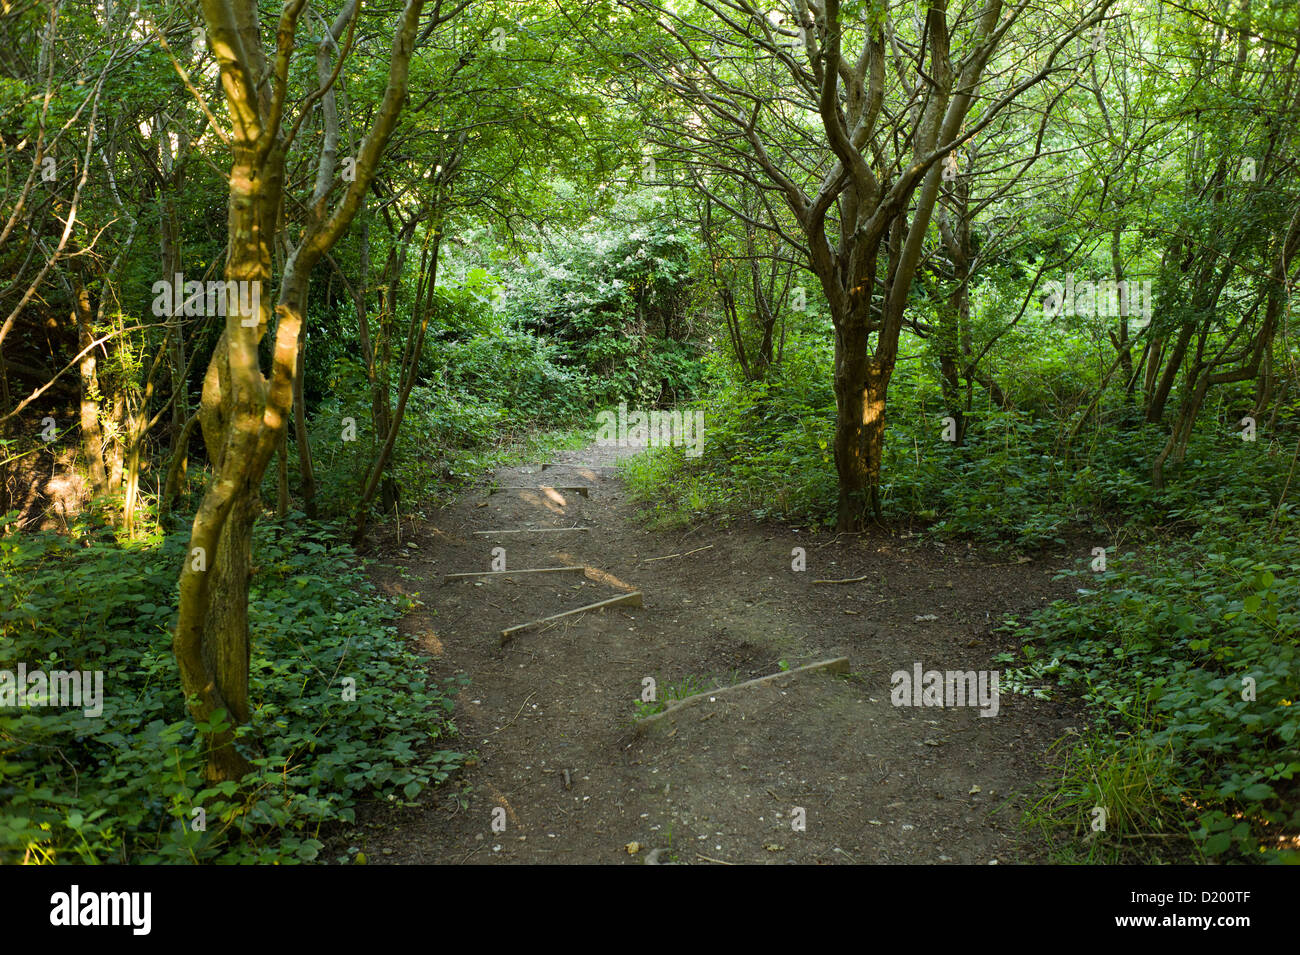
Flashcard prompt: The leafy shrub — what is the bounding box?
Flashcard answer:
[1000,524,1300,862]
[622,338,838,527]
[499,201,703,405]
[0,513,464,863]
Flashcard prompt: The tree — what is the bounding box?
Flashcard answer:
[624,0,1111,528]
[174,0,444,782]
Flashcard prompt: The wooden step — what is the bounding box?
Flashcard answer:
[444,566,586,580]
[500,591,644,645]
[471,527,592,536]
[489,485,590,497]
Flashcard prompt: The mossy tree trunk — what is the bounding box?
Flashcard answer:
[174,0,428,782]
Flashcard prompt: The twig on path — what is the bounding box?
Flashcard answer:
[457,844,485,865]
[814,533,857,550]
[811,574,870,584]
[445,566,585,580]
[696,853,736,865]
[489,691,537,736]
[642,544,714,563]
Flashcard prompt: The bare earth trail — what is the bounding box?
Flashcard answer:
[351,444,1084,864]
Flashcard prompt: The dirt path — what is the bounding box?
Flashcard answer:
[347,444,1084,864]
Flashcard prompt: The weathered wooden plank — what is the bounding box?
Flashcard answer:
[500,591,644,645]
[444,566,585,580]
[471,527,592,536]
[489,485,590,497]
[634,657,851,733]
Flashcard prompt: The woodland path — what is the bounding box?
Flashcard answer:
[348,443,1083,864]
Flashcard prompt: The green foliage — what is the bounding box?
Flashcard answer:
[1001,524,1300,863]
[632,670,743,719]
[0,514,464,863]
[499,196,705,406]
[299,312,595,517]
[625,323,1297,548]
[622,338,837,527]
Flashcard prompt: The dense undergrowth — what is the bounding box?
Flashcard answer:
[0,514,463,863]
[0,206,705,865]
[293,203,705,521]
[1005,522,1300,863]
[620,332,1300,863]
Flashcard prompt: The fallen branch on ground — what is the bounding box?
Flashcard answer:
[472,527,591,536]
[642,544,714,563]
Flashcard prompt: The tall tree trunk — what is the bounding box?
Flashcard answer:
[106,390,126,493]
[353,224,443,544]
[935,297,964,444]
[174,0,427,782]
[160,413,198,527]
[158,113,188,433]
[831,318,888,527]
[1146,322,1193,423]
[1110,226,1133,398]
[1142,336,1163,409]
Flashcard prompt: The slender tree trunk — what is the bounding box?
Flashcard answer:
[122,413,146,537]
[160,412,198,526]
[1252,343,1273,419]
[106,390,126,493]
[277,430,289,519]
[1110,227,1133,398]
[353,226,442,543]
[936,298,964,444]
[158,115,188,434]
[292,324,315,517]
[1146,323,1193,423]
[1142,336,1163,408]
[73,279,109,496]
